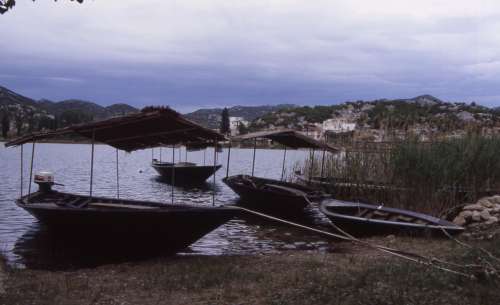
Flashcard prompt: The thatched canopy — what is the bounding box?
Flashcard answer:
[230,130,339,153]
[4,106,229,152]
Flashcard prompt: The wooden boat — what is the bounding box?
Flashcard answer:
[223,130,339,215]
[222,174,324,214]
[319,199,465,236]
[5,106,239,255]
[151,160,222,184]
[17,186,239,255]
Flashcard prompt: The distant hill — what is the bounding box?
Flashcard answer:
[404,94,443,103]
[0,86,138,118]
[183,104,297,128]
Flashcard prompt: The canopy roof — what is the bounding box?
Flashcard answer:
[4,106,229,152]
[230,130,339,153]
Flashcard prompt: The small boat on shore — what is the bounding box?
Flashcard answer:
[222,174,324,214]
[223,130,339,215]
[319,199,465,236]
[5,106,239,255]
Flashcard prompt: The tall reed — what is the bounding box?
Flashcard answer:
[294,134,500,218]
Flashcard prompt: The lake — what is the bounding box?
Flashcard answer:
[0,143,335,269]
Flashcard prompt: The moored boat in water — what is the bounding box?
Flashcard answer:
[151,142,223,184]
[223,130,339,215]
[319,199,465,236]
[222,174,324,214]
[5,106,239,255]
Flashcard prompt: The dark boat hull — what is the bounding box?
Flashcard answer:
[319,199,464,236]
[17,191,239,255]
[222,174,324,215]
[152,163,222,184]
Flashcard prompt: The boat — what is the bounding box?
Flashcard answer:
[319,199,465,236]
[223,130,339,215]
[222,174,324,213]
[151,142,223,184]
[5,106,240,255]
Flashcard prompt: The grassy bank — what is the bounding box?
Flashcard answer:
[1,236,499,304]
[294,135,500,218]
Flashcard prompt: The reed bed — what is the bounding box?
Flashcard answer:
[294,134,500,218]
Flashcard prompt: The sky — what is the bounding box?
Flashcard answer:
[1,0,499,113]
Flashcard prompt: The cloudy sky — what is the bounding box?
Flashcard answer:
[1,0,499,113]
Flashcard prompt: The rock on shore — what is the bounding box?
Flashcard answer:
[453,196,500,240]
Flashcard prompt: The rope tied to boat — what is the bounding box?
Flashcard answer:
[239,195,499,281]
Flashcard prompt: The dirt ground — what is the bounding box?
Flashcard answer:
[4,234,486,304]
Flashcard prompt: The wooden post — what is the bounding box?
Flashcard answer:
[172,145,175,204]
[251,138,257,177]
[27,140,35,204]
[116,148,120,198]
[89,129,95,205]
[281,146,287,181]
[213,137,217,206]
[226,142,231,178]
[20,145,23,198]
[320,149,326,182]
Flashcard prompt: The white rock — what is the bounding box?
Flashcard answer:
[477,198,493,208]
[492,195,500,204]
[453,216,467,226]
[463,204,485,212]
[472,211,481,222]
[485,216,499,226]
[480,209,491,221]
[458,210,473,220]
[492,204,500,213]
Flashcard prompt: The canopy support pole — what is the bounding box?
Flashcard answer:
[89,129,95,205]
[27,140,35,204]
[20,145,23,198]
[213,137,217,206]
[281,146,287,181]
[116,148,120,198]
[251,138,257,178]
[226,142,231,178]
[320,149,326,182]
[309,149,315,184]
[171,145,175,204]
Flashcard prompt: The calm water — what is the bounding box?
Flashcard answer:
[0,143,335,270]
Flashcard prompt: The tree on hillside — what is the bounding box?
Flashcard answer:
[1,112,10,138]
[238,123,247,135]
[220,108,230,135]
[1,0,83,15]
[14,113,24,136]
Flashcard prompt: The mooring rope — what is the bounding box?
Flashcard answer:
[236,196,499,281]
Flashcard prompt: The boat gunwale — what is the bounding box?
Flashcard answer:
[319,199,464,231]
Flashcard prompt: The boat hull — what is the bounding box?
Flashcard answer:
[17,192,239,255]
[319,199,464,236]
[152,163,222,184]
[222,174,324,215]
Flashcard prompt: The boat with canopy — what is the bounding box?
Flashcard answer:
[222,130,339,215]
[4,106,240,255]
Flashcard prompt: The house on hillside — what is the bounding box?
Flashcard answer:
[483,127,500,136]
[323,118,356,133]
[229,116,250,136]
[299,126,324,141]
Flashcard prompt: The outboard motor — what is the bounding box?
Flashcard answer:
[34,172,55,194]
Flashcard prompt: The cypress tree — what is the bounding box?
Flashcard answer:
[221,108,230,134]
